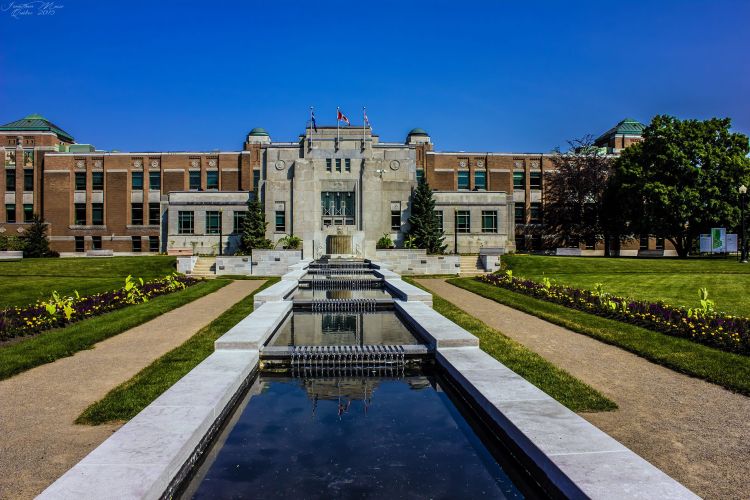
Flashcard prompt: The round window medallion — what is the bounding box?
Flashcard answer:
[459,160,467,168]
[133,159,142,168]
[208,159,217,167]
[477,159,484,167]
[151,160,159,168]
[190,159,199,168]
[275,160,286,170]
[94,160,102,168]
[75,160,85,169]
[389,160,400,171]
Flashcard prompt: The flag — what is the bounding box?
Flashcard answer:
[311,109,318,132]
[364,109,371,132]
[337,109,350,126]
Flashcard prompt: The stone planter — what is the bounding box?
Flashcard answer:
[0,251,23,260]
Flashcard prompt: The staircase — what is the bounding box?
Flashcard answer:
[191,256,217,278]
[459,254,485,276]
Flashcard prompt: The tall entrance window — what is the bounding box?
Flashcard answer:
[321,191,355,226]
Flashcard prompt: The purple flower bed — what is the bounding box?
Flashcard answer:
[479,273,750,356]
[0,275,200,341]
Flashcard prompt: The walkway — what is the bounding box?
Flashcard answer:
[418,279,750,500]
[0,279,263,500]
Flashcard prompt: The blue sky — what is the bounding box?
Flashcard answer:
[1,0,748,152]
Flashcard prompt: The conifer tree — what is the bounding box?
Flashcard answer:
[406,177,446,254]
[21,215,54,257]
[240,195,273,252]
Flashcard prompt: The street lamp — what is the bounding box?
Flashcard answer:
[219,208,224,257]
[740,185,748,263]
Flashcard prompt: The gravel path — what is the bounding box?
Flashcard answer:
[419,278,750,500]
[0,279,263,500]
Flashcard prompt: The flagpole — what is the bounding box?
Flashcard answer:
[362,106,366,146]
[309,106,313,150]
[336,106,340,149]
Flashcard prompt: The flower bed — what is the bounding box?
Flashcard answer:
[0,274,200,341]
[479,273,750,355]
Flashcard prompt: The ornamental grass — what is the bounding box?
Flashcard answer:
[480,272,750,355]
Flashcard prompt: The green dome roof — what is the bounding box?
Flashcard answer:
[248,127,269,137]
[408,128,428,136]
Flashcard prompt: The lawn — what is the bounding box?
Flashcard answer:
[0,256,177,308]
[78,278,279,425]
[449,277,750,395]
[503,255,750,316]
[404,278,616,413]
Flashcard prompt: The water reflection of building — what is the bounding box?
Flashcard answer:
[271,312,418,347]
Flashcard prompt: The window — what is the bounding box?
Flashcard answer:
[148,236,159,253]
[345,158,351,172]
[74,203,87,225]
[75,172,87,191]
[326,159,332,172]
[529,171,542,190]
[233,211,245,233]
[416,169,424,183]
[335,158,342,172]
[5,170,15,191]
[132,236,142,253]
[655,237,665,250]
[482,210,498,233]
[474,170,486,190]
[92,203,104,225]
[639,235,649,250]
[131,203,143,225]
[92,236,102,250]
[22,203,33,221]
[529,202,541,224]
[391,209,401,230]
[252,170,260,191]
[149,171,160,190]
[206,211,221,234]
[435,210,443,231]
[5,204,15,223]
[456,210,470,233]
[148,203,160,225]
[513,171,525,189]
[206,171,219,190]
[514,205,525,224]
[178,211,194,234]
[24,169,33,191]
[92,171,104,191]
[275,210,286,232]
[131,171,143,190]
[189,171,201,190]
[457,171,470,190]
[74,236,85,253]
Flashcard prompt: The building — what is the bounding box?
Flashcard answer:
[2,113,671,257]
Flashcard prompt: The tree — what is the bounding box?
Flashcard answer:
[21,214,55,257]
[542,136,614,249]
[239,195,273,252]
[613,115,750,257]
[406,177,446,254]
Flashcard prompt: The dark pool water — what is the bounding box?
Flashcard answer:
[181,376,525,499]
[270,311,420,347]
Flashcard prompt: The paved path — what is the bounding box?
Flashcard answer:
[0,279,263,500]
[418,279,750,500]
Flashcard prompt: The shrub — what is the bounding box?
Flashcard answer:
[376,233,394,249]
[277,234,302,250]
[0,235,24,252]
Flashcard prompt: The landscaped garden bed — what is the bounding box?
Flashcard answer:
[479,272,749,355]
[0,274,200,341]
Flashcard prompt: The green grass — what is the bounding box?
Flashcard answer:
[0,256,177,308]
[504,254,750,316]
[77,278,279,425]
[0,280,227,381]
[448,277,750,395]
[405,278,616,412]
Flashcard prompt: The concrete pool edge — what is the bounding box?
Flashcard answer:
[38,260,698,499]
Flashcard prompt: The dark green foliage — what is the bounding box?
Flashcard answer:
[239,195,273,252]
[613,115,750,257]
[406,178,446,254]
[20,215,55,258]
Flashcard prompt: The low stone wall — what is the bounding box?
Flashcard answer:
[215,256,252,276]
[176,256,198,274]
[480,254,501,272]
[373,249,460,275]
[0,251,23,260]
[555,248,605,257]
[251,250,302,276]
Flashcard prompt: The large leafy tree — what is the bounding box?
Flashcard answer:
[614,115,750,257]
[542,136,614,249]
[239,194,273,252]
[406,177,446,254]
[21,214,55,257]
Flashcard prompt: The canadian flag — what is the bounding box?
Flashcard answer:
[337,109,350,126]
